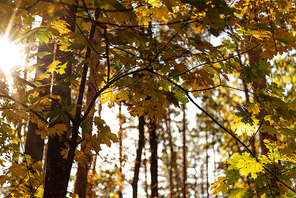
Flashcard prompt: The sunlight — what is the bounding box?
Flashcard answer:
[0,37,24,75]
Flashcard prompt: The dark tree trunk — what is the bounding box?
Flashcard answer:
[74,18,100,197]
[43,5,77,197]
[248,38,276,155]
[149,120,158,198]
[118,103,124,198]
[243,78,260,198]
[166,109,174,198]
[205,130,209,198]
[132,115,146,198]
[181,104,187,198]
[248,37,277,196]
[144,150,149,198]
[24,42,53,161]
[43,46,72,197]
[74,65,98,198]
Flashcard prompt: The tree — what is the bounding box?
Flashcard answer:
[7,0,296,197]
[24,41,52,162]
[132,115,145,198]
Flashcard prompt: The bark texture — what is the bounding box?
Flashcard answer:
[132,115,145,198]
[43,46,72,197]
[181,104,187,198]
[149,120,158,198]
[248,37,277,196]
[24,42,53,161]
[43,5,76,197]
[74,22,100,197]
[248,38,276,155]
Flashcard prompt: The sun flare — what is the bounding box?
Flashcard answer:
[0,38,24,75]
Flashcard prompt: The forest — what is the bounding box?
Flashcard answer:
[0,0,296,197]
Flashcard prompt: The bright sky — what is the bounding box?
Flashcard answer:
[0,37,24,75]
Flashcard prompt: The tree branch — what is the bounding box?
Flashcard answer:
[0,95,48,124]
[104,27,111,82]
[147,69,296,194]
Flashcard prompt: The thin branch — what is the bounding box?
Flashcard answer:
[72,16,101,57]
[12,74,75,123]
[170,41,263,80]
[13,74,37,88]
[0,95,48,124]
[247,112,266,147]
[77,15,201,29]
[73,11,98,126]
[189,84,250,93]
[147,69,296,194]
[80,68,147,122]
[104,27,111,82]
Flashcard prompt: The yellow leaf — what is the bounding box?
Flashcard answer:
[109,193,119,198]
[118,89,130,101]
[36,73,51,81]
[232,152,264,179]
[47,60,61,73]
[81,22,92,31]
[231,120,257,136]
[211,177,228,196]
[48,123,67,136]
[51,20,72,35]
[148,0,160,7]
[0,176,6,185]
[60,148,68,159]
[99,89,117,104]
[31,91,39,98]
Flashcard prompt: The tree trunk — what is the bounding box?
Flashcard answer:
[248,38,276,155]
[248,37,277,196]
[74,65,99,197]
[43,5,77,197]
[149,120,158,198]
[205,130,209,198]
[166,109,174,198]
[181,104,187,198]
[144,149,149,198]
[201,164,204,197]
[243,79,260,197]
[43,45,72,197]
[74,15,101,197]
[132,115,145,198]
[118,103,123,198]
[24,42,53,161]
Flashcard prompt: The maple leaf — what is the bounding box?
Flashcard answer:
[231,120,257,136]
[117,89,130,101]
[56,62,68,75]
[229,188,254,198]
[227,153,242,169]
[225,170,239,185]
[211,176,228,196]
[48,123,68,136]
[228,152,264,179]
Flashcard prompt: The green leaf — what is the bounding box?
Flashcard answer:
[94,117,118,147]
[225,170,239,185]
[164,92,180,107]
[118,89,130,101]
[229,188,253,198]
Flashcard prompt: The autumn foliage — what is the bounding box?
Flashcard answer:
[0,0,296,197]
